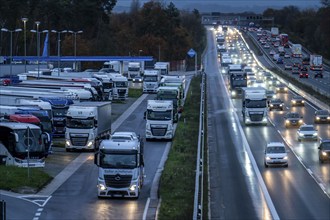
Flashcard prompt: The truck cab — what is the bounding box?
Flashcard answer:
[143,70,161,93]
[242,87,268,125]
[145,100,173,140]
[95,132,144,198]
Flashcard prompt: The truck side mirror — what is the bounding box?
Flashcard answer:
[242,101,245,107]
[94,119,98,127]
[143,111,146,119]
[94,152,99,166]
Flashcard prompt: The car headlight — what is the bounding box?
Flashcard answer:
[283,156,288,160]
[322,151,327,156]
[299,120,303,123]
[316,117,320,120]
[327,117,330,119]
[270,104,273,107]
[313,132,318,136]
[302,100,305,103]
[279,104,283,106]
[266,156,271,160]
[285,120,290,123]
[292,100,296,103]
[298,133,304,137]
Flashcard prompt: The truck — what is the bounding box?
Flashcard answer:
[242,87,268,125]
[279,33,289,48]
[156,86,182,122]
[309,55,323,71]
[228,70,247,98]
[94,132,144,198]
[65,102,111,151]
[159,75,186,99]
[143,69,161,93]
[93,73,128,101]
[154,62,170,75]
[40,97,74,137]
[127,62,141,80]
[145,100,174,140]
[271,27,279,37]
[0,121,49,167]
[291,44,302,57]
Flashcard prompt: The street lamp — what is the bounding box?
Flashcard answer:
[1,28,22,82]
[21,17,28,73]
[51,30,67,76]
[31,21,48,79]
[68,30,83,71]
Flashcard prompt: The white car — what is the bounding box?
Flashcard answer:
[264,142,288,167]
[297,124,318,142]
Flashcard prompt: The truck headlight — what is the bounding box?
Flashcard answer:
[231,91,236,96]
[87,141,94,147]
[65,140,71,146]
[99,183,107,191]
[129,184,137,191]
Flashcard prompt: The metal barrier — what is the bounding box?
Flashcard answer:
[0,200,6,220]
[193,72,206,220]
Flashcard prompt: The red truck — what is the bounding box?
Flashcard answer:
[279,33,289,48]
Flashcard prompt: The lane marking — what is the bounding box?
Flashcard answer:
[142,197,150,220]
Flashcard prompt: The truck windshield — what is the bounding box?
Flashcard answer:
[66,118,94,129]
[53,108,68,117]
[147,110,172,120]
[157,92,177,100]
[128,67,140,71]
[114,82,128,88]
[144,76,158,82]
[14,129,44,153]
[245,99,267,108]
[100,153,137,169]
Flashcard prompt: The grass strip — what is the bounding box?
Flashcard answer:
[0,166,52,193]
[128,88,143,98]
[158,75,202,220]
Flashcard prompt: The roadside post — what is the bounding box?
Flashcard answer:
[0,200,6,220]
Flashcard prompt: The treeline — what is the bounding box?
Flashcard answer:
[0,0,206,69]
[263,2,330,59]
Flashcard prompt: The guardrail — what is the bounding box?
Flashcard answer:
[193,71,206,220]
[244,31,329,109]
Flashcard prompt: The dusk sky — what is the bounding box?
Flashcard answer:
[114,0,322,13]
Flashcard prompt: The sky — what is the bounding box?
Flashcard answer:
[114,0,322,13]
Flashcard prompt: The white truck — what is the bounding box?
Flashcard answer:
[309,55,323,71]
[154,62,170,75]
[291,44,302,57]
[94,132,144,198]
[143,69,161,93]
[108,73,129,101]
[65,102,111,151]
[242,87,268,125]
[145,100,174,140]
[271,27,279,37]
[128,62,141,80]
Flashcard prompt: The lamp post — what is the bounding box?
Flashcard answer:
[68,30,83,71]
[21,17,28,73]
[1,28,22,81]
[51,30,67,76]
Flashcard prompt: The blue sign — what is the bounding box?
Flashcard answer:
[187,48,196,58]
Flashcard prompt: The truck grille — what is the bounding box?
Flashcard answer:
[104,174,132,188]
[151,128,167,136]
[249,114,263,122]
[70,137,88,146]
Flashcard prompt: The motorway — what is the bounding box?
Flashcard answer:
[248,29,330,97]
[209,26,330,219]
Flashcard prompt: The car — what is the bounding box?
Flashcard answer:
[291,95,305,106]
[276,58,284,64]
[132,76,143,82]
[297,124,318,142]
[264,142,288,168]
[291,66,300,74]
[263,44,270,49]
[269,50,276,55]
[284,53,290,58]
[318,139,330,163]
[314,110,330,123]
[313,71,323,78]
[273,42,280,47]
[266,90,276,100]
[293,62,301,68]
[254,79,265,87]
[284,63,292,70]
[284,112,303,128]
[299,66,308,78]
[269,98,284,111]
[275,83,288,93]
